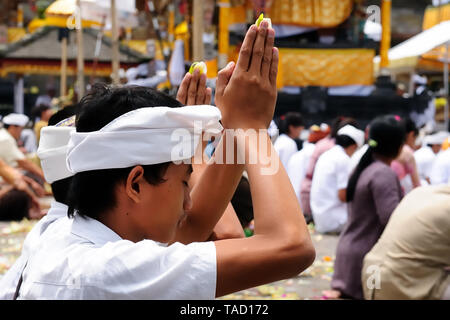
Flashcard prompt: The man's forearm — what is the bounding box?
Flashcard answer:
[0,161,22,185]
[17,159,45,180]
[175,132,244,244]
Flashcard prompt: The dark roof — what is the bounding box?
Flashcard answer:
[0,26,149,64]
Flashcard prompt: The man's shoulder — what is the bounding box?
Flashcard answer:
[0,128,12,142]
[436,149,450,161]
[407,185,450,202]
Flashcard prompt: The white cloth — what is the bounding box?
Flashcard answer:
[337,125,365,148]
[0,128,25,167]
[268,120,279,141]
[414,146,437,183]
[125,67,139,82]
[17,214,217,300]
[127,71,168,88]
[350,144,369,171]
[2,113,29,127]
[425,131,449,145]
[169,40,186,86]
[34,95,52,108]
[0,201,68,299]
[287,142,315,205]
[430,149,450,185]
[20,129,37,154]
[410,99,436,129]
[274,134,298,170]
[310,145,351,234]
[37,126,75,184]
[66,105,222,174]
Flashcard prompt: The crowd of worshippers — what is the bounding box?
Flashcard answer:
[273,112,450,300]
[0,19,448,299]
[0,103,79,222]
[0,19,319,300]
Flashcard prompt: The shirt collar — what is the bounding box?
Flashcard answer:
[71,214,123,246]
[47,201,68,217]
[334,144,351,159]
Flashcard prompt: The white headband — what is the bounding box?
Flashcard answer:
[66,105,222,174]
[37,126,75,183]
[337,125,365,149]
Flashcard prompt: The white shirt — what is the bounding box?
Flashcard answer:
[274,134,298,170]
[430,149,450,186]
[0,128,25,167]
[414,146,437,183]
[17,214,217,300]
[20,129,37,154]
[310,145,351,234]
[287,142,315,205]
[0,201,68,299]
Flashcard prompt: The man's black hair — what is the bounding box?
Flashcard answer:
[48,104,79,126]
[330,117,360,139]
[0,188,32,221]
[402,117,419,137]
[335,134,357,148]
[67,84,183,220]
[279,112,304,135]
[31,104,51,120]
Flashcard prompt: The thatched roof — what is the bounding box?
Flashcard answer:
[0,26,149,64]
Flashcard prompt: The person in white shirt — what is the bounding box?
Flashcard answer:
[415,132,449,185]
[430,148,450,186]
[13,22,315,300]
[287,124,329,208]
[0,113,45,182]
[0,112,76,299]
[310,125,365,234]
[0,73,244,299]
[274,112,304,169]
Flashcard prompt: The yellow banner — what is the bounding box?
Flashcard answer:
[228,47,374,87]
[279,48,375,87]
[0,62,113,78]
[423,3,450,30]
[268,0,353,28]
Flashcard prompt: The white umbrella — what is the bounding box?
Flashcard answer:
[373,21,450,63]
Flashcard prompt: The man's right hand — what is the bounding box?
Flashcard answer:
[215,20,278,131]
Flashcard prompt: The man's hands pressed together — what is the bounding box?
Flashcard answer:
[176,68,212,106]
[215,21,278,130]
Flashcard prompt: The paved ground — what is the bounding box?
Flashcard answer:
[221,225,340,300]
[0,220,339,300]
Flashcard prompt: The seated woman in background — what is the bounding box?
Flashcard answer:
[391,118,421,194]
[325,115,406,300]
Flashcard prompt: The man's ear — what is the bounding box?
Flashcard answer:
[125,166,145,204]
